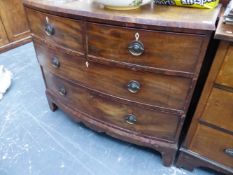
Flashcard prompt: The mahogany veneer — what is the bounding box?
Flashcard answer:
[23,0,221,166]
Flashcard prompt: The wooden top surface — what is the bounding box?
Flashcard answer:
[23,0,221,31]
[215,17,233,42]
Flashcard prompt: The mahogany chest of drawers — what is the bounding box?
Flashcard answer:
[177,18,233,174]
[23,0,221,166]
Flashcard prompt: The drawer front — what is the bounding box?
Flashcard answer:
[35,43,192,111]
[216,45,233,88]
[190,125,233,168]
[26,8,84,53]
[87,22,204,73]
[201,88,233,132]
[44,70,181,141]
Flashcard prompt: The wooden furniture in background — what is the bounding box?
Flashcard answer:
[0,18,8,47]
[176,18,233,175]
[23,0,221,166]
[0,0,31,53]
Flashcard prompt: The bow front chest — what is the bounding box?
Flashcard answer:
[23,0,221,166]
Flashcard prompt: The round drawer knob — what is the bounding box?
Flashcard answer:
[127,80,141,93]
[45,17,55,36]
[128,41,144,56]
[58,87,66,96]
[224,148,233,157]
[51,57,60,68]
[125,114,137,125]
[45,23,55,36]
[128,32,144,56]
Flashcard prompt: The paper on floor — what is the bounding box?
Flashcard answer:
[0,65,13,100]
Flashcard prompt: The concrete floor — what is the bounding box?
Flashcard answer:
[0,43,218,175]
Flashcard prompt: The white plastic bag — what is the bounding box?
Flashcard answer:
[0,65,13,100]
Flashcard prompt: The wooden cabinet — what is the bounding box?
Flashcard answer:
[0,0,31,53]
[176,18,233,175]
[23,0,221,167]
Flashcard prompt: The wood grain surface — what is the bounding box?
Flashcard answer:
[177,17,233,174]
[0,18,8,47]
[24,0,221,167]
[27,8,84,54]
[190,125,233,168]
[44,70,182,142]
[216,45,233,88]
[0,0,30,42]
[87,22,205,74]
[35,42,192,112]
[23,0,221,31]
[200,88,233,133]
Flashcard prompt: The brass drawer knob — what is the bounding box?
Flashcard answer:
[51,57,60,68]
[127,80,141,93]
[224,148,233,157]
[128,33,144,56]
[125,114,137,125]
[58,87,66,96]
[45,17,55,36]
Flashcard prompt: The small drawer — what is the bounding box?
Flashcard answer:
[26,8,84,53]
[216,45,233,88]
[190,125,233,168]
[35,43,192,111]
[200,88,233,132]
[87,22,205,73]
[44,70,181,141]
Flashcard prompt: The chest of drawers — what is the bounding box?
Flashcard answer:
[23,0,221,166]
[176,18,233,174]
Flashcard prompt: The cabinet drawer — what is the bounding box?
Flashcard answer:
[26,8,84,53]
[87,22,204,73]
[44,71,181,141]
[190,125,233,168]
[216,45,233,88]
[35,43,192,111]
[201,88,233,132]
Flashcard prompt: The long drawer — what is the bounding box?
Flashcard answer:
[26,8,84,53]
[44,70,181,141]
[35,43,192,111]
[200,88,233,132]
[190,125,233,168]
[87,22,205,73]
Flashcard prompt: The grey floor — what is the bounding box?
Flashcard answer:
[0,43,218,175]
